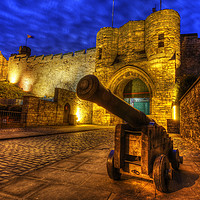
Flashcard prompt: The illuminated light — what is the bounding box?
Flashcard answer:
[76,107,81,122]
[9,75,17,83]
[172,105,176,120]
[8,69,20,83]
[20,76,33,92]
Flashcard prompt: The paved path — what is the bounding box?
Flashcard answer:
[0,125,113,140]
[0,128,114,184]
[0,127,199,199]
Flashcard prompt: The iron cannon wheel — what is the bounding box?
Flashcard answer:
[107,150,121,180]
[169,149,181,170]
[153,154,170,193]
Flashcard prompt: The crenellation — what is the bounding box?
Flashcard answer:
[74,49,85,56]
[62,52,73,58]
[86,47,96,52]
[35,55,44,61]
[7,45,96,97]
[43,54,53,61]
[53,53,63,59]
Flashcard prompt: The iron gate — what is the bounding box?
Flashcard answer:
[0,110,22,128]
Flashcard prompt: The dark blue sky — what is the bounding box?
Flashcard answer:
[0,0,200,60]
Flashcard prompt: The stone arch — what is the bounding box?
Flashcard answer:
[107,65,155,114]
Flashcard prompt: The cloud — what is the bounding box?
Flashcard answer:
[0,0,199,60]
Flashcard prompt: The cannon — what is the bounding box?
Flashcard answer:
[76,75,183,192]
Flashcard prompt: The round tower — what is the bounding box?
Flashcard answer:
[145,9,180,64]
[96,27,118,67]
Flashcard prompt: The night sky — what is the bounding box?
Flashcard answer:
[0,0,200,60]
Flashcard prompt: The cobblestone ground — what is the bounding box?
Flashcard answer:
[171,134,200,160]
[0,129,114,183]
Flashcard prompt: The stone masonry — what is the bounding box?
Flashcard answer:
[94,9,180,129]
[3,9,200,129]
[180,76,200,138]
[8,48,96,97]
[179,33,200,78]
[21,88,92,126]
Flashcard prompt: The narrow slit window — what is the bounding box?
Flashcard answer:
[158,41,164,48]
[158,33,164,40]
[98,48,102,59]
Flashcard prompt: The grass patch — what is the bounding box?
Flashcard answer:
[0,81,32,99]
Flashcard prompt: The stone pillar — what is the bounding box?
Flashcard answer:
[21,96,40,127]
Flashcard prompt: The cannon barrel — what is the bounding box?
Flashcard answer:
[76,75,152,128]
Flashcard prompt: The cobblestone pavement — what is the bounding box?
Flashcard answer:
[171,133,200,162]
[0,130,200,199]
[0,129,114,184]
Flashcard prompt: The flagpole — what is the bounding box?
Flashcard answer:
[26,35,28,46]
[112,0,114,28]
[160,0,162,10]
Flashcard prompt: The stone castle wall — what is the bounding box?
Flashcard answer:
[21,88,93,126]
[179,34,200,78]
[0,51,8,80]
[3,8,199,129]
[8,48,96,97]
[94,9,180,129]
[180,77,200,138]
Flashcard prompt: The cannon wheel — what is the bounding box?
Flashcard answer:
[169,149,180,170]
[153,154,170,193]
[107,150,121,180]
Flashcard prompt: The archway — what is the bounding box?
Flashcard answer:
[123,78,150,115]
[63,103,70,124]
[107,66,154,115]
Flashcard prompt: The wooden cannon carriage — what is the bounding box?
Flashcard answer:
[76,75,183,192]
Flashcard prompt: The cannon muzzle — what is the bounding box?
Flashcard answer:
[76,75,151,128]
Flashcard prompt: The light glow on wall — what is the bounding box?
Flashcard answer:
[172,105,176,120]
[8,69,20,83]
[76,107,81,122]
[20,76,33,92]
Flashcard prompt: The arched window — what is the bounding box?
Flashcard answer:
[123,78,150,115]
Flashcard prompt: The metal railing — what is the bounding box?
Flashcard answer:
[0,110,22,128]
[0,99,23,105]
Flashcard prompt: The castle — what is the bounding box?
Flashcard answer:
[0,9,199,130]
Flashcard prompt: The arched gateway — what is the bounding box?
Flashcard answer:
[107,66,154,116]
[93,9,180,128]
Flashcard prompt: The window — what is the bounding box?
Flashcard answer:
[158,41,164,48]
[158,33,164,48]
[98,48,102,59]
[158,33,164,40]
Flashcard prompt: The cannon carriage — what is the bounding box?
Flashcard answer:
[76,75,183,192]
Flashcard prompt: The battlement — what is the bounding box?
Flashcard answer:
[7,47,96,96]
[181,33,200,43]
[119,20,145,30]
[53,53,63,59]
[10,47,96,62]
[181,33,198,38]
[35,55,44,61]
[74,49,85,56]
[42,54,53,61]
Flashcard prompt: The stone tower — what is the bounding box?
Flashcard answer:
[94,9,181,129]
